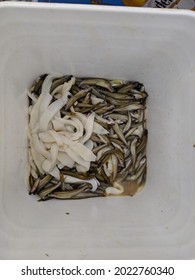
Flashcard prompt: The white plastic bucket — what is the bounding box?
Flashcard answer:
[0,2,195,259]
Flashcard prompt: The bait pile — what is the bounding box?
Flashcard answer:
[27,74,148,200]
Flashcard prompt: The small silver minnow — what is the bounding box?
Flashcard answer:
[123,111,132,133]
[110,79,127,88]
[29,178,40,194]
[129,162,146,181]
[37,174,52,192]
[114,104,145,112]
[130,137,138,167]
[66,88,90,110]
[117,83,137,93]
[39,182,61,199]
[79,78,114,92]
[48,185,90,199]
[112,123,128,146]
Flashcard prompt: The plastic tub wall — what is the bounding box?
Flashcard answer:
[0,3,195,259]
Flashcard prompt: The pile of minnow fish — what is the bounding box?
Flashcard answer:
[27,74,148,201]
